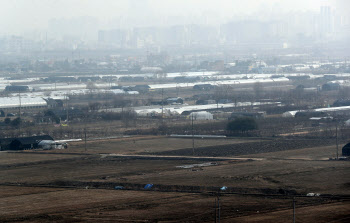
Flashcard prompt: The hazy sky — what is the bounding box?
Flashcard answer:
[0,0,344,35]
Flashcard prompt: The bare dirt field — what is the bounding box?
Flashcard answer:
[0,152,82,166]
[239,144,345,160]
[65,136,260,154]
[0,187,348,222]
[0,136,349,222]
[149,138,342,157]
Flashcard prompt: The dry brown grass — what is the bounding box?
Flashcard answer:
[52,136,259,154]
[0,187,348,223]
[0,137,349,222]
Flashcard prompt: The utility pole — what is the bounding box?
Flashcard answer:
[214,193,221,223]
[218,194,220,223]
[161,88,164,119]
[335,120,339,160]
[84,128,87,152]
[293,197,296,223]
[18,93,21,118]
[214,195,217,223]
[18,92,22,136]
[66,94,69,123]
[191,113,195,156]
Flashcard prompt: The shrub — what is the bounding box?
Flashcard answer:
[11,117,21,127]
[227,117,258,134]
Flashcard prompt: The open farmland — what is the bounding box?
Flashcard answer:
[0,152,82,166]
[0,136,349,222]
[2,1,350,222]
[0,187,349,223]
[148,138,342,157]
[66,136,262,154]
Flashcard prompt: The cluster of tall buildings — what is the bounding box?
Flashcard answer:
[0,6,349,53]
[98,25,221,49]
[98,6,350,49]
[0,36,41,52]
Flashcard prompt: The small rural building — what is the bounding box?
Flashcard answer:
[2,135,54,151]
[38,140,67,150]
[5,85,29,92]
[283,106,350,118]
[174,76,199,83]
[201,100,216,105]
[345,119,350,127]
[130,85,150,92]
[333,99,350,107]
[282,111,298,118]
[342,143,350,156]
[193,84,215,91]
[189,111,214,120]
[0,138,15,151]
[119,77,145,82]
[322,83,340,91]
[295,111,326,118]
[323,75,336,80]
[166,97,183,105]
[78,76,101,82]
[229,111,265,120]
[49,108,84,121]
[287,75,310,81]
[218,99,232,104]
[0,97,48,110]
[111,85,123,90]
[303,88,318,93]
[43,76,77,82]
[45,98,64,108]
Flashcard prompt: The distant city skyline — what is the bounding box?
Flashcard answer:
[0,0,340,36]
[0,0,349,53]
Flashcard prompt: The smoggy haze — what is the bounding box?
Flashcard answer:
[0,0,344,35]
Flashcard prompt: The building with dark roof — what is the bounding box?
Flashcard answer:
[322,83,340,91]
[166,97,183,105]
[342,143,350,156]
[193,84,215,91]
[0,135,54,151]
[333,99,350,107]
[5,85,29,92]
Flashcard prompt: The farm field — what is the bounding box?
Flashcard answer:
[0,136,349,222]
[0,186,349,223]
[67,136,261,154]
[29,136,261,154]
[0,152,82,166]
